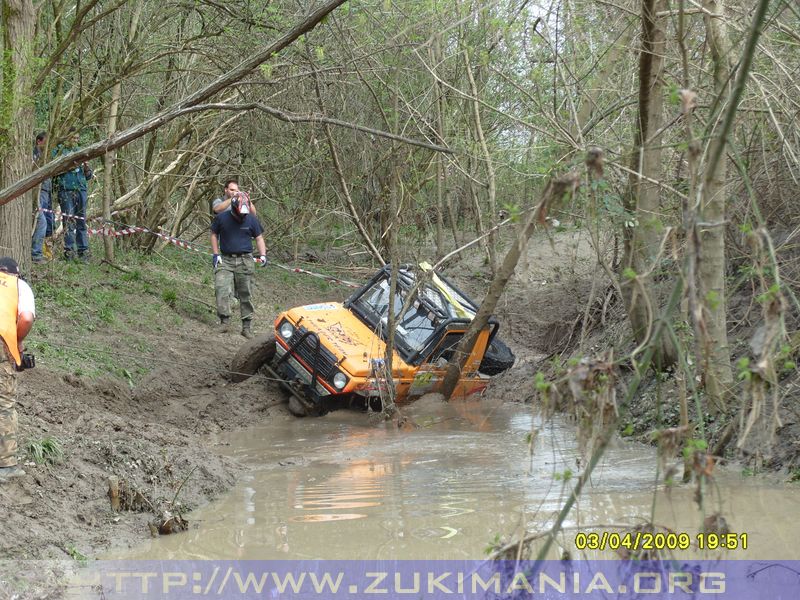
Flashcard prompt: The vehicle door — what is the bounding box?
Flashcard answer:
[407,330,464,398]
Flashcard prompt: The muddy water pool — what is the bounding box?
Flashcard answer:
[112,397,800,560]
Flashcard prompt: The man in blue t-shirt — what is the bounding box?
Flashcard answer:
[210,192,267,338]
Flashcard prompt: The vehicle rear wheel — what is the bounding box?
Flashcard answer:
[229,333,277,382]
[478,337,516,376]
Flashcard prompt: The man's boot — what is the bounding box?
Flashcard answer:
[0,465,26,483]
[218,317,231,333]
[241,320,254,339]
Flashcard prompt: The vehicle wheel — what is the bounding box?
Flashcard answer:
[229,333,277,382]
[288,396,310,417]
[478,337,516,376]
[286,394,329,417]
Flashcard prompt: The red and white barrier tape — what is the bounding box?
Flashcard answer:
[41,207,361,289]
[44,207,206,252]
[40,206,136,223]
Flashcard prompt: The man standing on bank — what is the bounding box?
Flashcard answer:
[0,258,36,483]
[210,192,267,339]
[31,132,55,264]
[52,128,94,262]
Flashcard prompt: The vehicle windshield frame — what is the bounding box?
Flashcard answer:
[345,266,477,364]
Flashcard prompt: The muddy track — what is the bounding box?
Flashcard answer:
[1,324,298,561]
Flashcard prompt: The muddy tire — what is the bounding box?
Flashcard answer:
[478,337,516,376]
[286,395,329,417]
[287,396,310,417]
[229,334,277,382]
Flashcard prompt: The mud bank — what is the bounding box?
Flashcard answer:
[1,328,297,560]
[1,250,346,561]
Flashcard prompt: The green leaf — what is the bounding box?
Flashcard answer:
[705,290,720,311]
[668,85,680,106]
[534,371,550,392]
[554,469,573,482]
[682,438,708,459]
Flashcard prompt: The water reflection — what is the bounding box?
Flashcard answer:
[290,514,367,522]
[108,399,800,560]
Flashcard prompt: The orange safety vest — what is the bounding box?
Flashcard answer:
[0,272,21,366]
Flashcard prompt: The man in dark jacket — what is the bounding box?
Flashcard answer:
[31,132,54,263]
[53,129,93,262]
[210,192,267,339]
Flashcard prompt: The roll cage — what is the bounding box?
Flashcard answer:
[344,264,499,366]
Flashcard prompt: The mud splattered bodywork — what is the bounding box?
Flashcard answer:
[269,265,515,414]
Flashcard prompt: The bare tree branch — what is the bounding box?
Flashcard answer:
[182,102,453,153]
[0,0,349,207]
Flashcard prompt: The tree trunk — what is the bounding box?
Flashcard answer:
[620,0,677,370]
[699,0,735,411]
[382,165,401,414]
[441,171,578,399]
[103,81,121,261]
[431,35,446,258]
[465,50,498,276]
[0,0,35,269]
[102,0,144,261]
[571,27,635,138]
[313,68,385,265]
[467,154,491,265]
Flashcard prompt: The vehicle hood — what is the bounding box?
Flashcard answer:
[283,302,405,377]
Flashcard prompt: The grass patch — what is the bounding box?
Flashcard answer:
[25,436,64,465]
[28,242,217,381]
[65,544,89,566]
[162,288,178,307]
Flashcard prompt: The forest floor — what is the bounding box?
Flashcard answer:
[1,226,797,568]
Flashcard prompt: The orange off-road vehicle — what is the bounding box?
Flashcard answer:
[230,263,515,416]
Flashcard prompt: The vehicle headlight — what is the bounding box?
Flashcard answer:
[279,321,294,340]
[332,372,348,390]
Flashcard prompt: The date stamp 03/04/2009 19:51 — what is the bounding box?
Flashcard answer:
[574,531,749,552]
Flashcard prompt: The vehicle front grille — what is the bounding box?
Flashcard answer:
[286,327,339,381]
